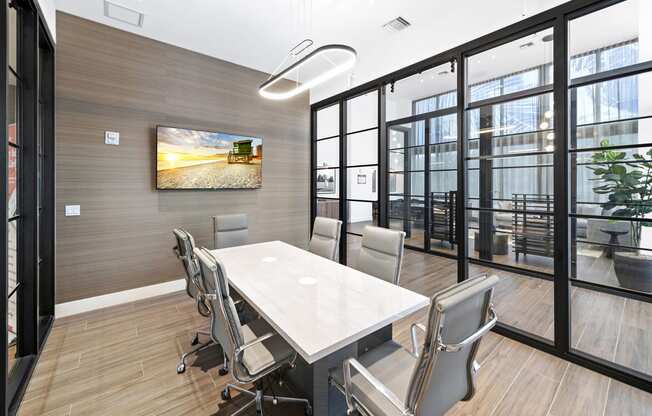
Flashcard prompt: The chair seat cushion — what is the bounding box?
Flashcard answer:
[240,319,294,376]
[330,340,416,416]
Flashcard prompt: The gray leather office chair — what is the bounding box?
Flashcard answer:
[356,225,406,285]
[309,217,343,261]
[194,247,312,416]
[329,274,499,416]
[213,213,248,249]
[172,228,216,374]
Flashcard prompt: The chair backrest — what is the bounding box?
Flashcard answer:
[213,214,248,249]
[356,225,406,285]
[194,247,244,362]
[308,217,343,261]
[406,274,499,416]
[172,228,200,299]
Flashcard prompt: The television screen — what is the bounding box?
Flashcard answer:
[156,126,263,190]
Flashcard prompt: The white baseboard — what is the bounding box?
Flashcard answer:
[55,278,186,318]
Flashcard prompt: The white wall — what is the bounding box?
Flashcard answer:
[37,0,56,41]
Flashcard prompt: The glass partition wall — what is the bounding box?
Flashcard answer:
[465,28,556,341]
[2,1,55,414]
[568,0,652,379]
[311,0,651,393]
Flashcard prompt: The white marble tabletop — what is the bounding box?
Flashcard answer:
[210,240,430,364]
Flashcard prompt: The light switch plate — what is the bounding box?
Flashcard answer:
[105,131,120,145]
[65,205,80,216]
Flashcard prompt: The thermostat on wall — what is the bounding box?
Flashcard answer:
[105,131,120,145]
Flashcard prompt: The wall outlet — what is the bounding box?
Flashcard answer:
[65,205,81,216]
[104,131,120,145]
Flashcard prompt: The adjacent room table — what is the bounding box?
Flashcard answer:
[210,240,430,416]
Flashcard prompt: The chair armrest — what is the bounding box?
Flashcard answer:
[343,358,412,416]
[234,332,277,360]
[438,305,497,353]
[410,323,426,358]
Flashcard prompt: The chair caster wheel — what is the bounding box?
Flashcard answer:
[221,388,231,401]
[305,405,313,416]
[218,367,229,376]
[191,334,199,346]
[176,363,185,374]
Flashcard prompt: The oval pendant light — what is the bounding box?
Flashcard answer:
[259,44,357,100]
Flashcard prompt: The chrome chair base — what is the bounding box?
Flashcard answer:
[222,381,312,416]
[177,330,228,375]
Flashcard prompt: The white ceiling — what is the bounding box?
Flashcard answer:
[56,0,591,102]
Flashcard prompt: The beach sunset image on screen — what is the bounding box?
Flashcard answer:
[156,126,262,189]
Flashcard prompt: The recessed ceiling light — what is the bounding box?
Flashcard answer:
[103,0,144,27]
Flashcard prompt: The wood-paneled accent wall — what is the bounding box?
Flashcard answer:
[55,12,310,303]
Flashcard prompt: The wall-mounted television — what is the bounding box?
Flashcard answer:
[156,126,263,190]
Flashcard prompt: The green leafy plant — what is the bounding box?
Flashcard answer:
[589,139,652,248]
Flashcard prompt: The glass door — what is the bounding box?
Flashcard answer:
[388,122,426,249]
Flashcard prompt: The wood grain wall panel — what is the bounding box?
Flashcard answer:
[55,12,310,303]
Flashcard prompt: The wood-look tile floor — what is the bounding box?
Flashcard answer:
[17,248,652,416]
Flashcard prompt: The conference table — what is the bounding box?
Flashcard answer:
[210,240,430,416]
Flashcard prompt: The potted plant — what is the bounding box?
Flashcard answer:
[588,140,652,292]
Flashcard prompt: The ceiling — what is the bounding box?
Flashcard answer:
[56,0,581,101]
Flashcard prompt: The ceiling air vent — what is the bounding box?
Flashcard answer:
[383,17,411,33]
[104,1,145,27]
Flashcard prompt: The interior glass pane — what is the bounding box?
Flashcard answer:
[389,147,425,172]
[347,201,378,235]
[8,220,18,367]
[8,70,18,145]
[347,166,378,201]
[8,2,17,71]
[572,146,652,216]
[389,172,424,196]
[347,90,378,132]
[569,0,649,80]
[469,263,554,340]
[7,290,17,376]
[346,233,363,269]
[570,287,652,378]
[386,62,457,121]
[316,104,339,139]
[316,168,339,198]
[346,129,378,166]
[571,71,652,149]
[316,138,339,168]
[467,28,553,102]
[389,121,425,149]
[316,198,339,220]
[8,220,18,299]
[430,143,457,170]
[8,145,18,218]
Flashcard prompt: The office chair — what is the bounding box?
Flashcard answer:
[213,213,248,249]
[172,229,229,376]
[329,274,499,416]
[194,247,312,416]
[308,216,343,261]
[356,225,406,285]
